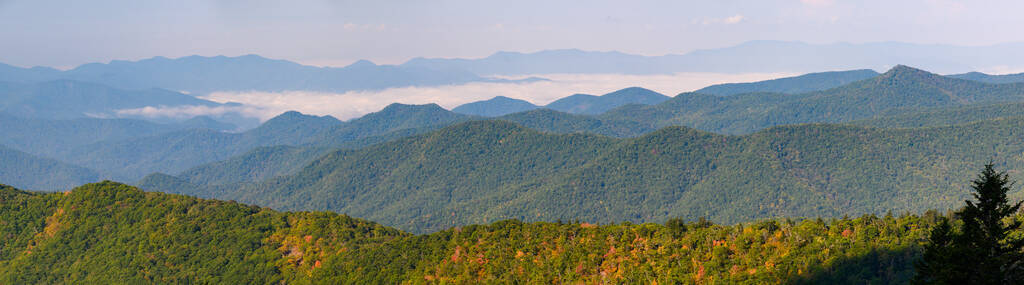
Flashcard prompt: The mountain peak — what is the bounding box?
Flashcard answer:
[262,111,340,127]
[379,103,445,113]
[883,65,931,76]
[346,59,377,68]
[451,96,539,117]
[876,65,946,84]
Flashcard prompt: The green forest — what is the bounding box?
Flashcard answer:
[0,181,970,283]
[142,115,1024,234]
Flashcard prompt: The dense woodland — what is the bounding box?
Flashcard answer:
[142,116,1024,234]
[7,65,1024,283]
[0,182,960,283]
[9,65,1024,189]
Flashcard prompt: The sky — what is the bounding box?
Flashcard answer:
[4,0,1024,123]
[2,0,1024,69]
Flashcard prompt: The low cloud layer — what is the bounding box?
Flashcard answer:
[115,105,257,120]
[123,72,794,122]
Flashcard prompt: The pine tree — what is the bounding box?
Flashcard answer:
[913,217,967,284]
[914,164,1024,284]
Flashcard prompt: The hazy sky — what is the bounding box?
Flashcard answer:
[2,0,1023,69]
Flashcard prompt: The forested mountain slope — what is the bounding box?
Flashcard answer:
[0,182,404,283]
[947,71,1024,84]
[544,87,669,115]
[144,117,1024,234]
[601,65,1024,134]
[0,80,220,119]
[453,87,668,117]
[451,96,539,117]
[19,65,1024,189]
[851,102,1024,129]
[0,145,99,190]
[695,69,880,95]
[0,182,944,283]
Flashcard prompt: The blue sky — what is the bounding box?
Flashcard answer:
[1,0,1022,68]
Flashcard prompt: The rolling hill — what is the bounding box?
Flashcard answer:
[695,69,880,95]
[0,181,941,283]
[142,117,1024,234]
[0,145,99,190]
[947,71,1024,84]
[0,80,221,120]
[451,96,538,117]
[453,87,669,117]
[0,113,235,158]
[57,111,340,181]
[600,65,1024,134]
[545,87,669,115]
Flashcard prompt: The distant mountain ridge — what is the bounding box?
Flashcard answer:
[126,65,1024,186]
[947,71,1024,84]
[452,87,668,117]
[594,65,1024,134]
[403,41,1024,75]
[451,96,538,117]
[0,80,221,119]
[0,54,534,94]
[545,87,669,115]
[695,69,881,95]
[0,144,99,190]
[5,41,1024,96]
[11,64,1024,190]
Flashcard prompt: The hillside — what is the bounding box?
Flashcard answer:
[167,146,333,186]
[545,87,669,115]
[695,69,880,95]
[0,182,404,283]
[0,113,210,158]
[59,111,340,181]
[451,96,539,117]
[454,87,669,117]
[947,71,1024,84]
[0,145,99,190]
[154,117,1024,234]
[310,103,476,146]
[21,65,1024,189]
[0,182,944,283]
[0,80,221,120]
[601,65,1024,134]
[851,102,1024,129]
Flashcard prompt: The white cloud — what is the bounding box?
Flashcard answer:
[724,15,745,24]
[115,105,259,119]
[187,72,795,122]
[701,14,745,25]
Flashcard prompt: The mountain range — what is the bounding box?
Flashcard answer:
[452,87,669,117]
[9,64,1024,189]
[694,69,881,95]
[5,41,1024,98]
[403,41,1024,75]
[0,55,519,94]
[140,115,1024,234]
[0,80,221,120]
[9,55,1024,282]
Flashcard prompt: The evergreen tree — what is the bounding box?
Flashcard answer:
[914,164,1024,284]
[913,218,967,284]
